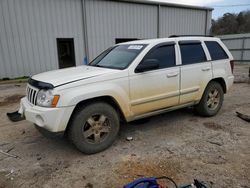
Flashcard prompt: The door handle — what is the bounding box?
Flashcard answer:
[167,72,179,78]
[202,67,211,71]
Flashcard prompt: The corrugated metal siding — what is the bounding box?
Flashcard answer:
[160,6,207,37]
[219,33,250,62]
[206,11,212,35]
[0,0,85,78]
[244,38,250,60]
[0,0,212,78]
[85,0,158,61]
[245,38,250,48]
[230,51,242,61]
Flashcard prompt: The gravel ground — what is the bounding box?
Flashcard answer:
[0,65,249,188]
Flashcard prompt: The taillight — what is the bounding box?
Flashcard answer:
[230,60,234,73]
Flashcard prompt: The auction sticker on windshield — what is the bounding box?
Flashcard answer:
[128,45,143,50]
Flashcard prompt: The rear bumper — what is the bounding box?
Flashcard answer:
[19,97,75,132]
[226,75,234,91]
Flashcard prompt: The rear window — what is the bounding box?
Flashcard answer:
[179,42,206,65]
[205,41,229,60]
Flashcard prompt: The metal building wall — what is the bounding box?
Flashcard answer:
[219,33,250,63]
[85,0,158,61]
[0,0,212,78]
[0,0,85,78]
[159,7,209,37]
[85,0,212,61]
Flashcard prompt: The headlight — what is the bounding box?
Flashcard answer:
[36,90,60,107]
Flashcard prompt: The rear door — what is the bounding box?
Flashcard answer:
[178,40,212,104]
[204,40,233,90]
[129,43,180,116]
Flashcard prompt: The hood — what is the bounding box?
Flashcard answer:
[31,65,117,87]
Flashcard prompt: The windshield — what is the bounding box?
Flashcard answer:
[89,44,147,70]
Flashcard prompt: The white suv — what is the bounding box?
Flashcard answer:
[17,36,234,154]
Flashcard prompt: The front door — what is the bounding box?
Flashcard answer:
[129,43,180,116]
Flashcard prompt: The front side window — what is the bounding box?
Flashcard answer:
[205,41,229,60]
[142,44,176,69]
[180,42,206,65]
[89,44,147,70]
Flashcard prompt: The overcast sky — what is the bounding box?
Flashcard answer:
[150,0,250,19]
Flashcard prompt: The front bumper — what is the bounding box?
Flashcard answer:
[19,97,75,132]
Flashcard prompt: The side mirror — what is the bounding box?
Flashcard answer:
[135,59,159,73]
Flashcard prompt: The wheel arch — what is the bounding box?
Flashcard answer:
[65,96,126,133]
[210,77,227,93]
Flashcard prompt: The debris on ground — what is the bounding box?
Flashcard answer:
[0,149,18,159]
[5,147,14,153]
[207,140,223,146]
[5,169,14,177]
[124,176,211,188]
[236,111,250,122]
[126,136,133,141]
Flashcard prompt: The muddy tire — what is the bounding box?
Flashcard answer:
[68,102,120,154]
[195,81,224,117]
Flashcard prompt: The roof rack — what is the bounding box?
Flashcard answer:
[168,35,214,38]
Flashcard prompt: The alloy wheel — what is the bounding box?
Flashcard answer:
[82,114,111,144]
[207,89,220,110]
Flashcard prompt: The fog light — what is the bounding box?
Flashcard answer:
[35,115,44,127]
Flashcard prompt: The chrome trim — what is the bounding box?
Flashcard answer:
[26,84,39,105]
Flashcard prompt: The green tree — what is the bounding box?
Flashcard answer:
[211,10,250,35]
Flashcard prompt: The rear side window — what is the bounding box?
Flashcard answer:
[205,41,229,60]
[143,45,176,69]
[179,42,206,65]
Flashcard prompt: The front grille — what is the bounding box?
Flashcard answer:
[26,85,39,105]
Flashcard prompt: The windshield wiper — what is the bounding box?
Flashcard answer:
[90,64,122,70]
[93,64,107,68]
[88,64,102,67]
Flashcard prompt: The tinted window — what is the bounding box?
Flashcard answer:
[205,41,229,60]
[180,43,206,65]
[143,45,176,69]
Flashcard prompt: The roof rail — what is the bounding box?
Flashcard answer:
[169,35,214,38]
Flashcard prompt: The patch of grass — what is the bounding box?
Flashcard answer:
[0,76,29,81]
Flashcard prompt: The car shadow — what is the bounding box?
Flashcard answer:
[119,107,196,137]
[22,107,196,156]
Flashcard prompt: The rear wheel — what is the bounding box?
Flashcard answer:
[195,81,224,117]
[68,102,120,154]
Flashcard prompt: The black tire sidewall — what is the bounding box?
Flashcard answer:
[196,81,224,116]
[69,102,120,154]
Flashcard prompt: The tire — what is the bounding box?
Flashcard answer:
[68,102,120,154]
[195,81,224,117]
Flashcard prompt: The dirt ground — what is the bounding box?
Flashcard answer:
[0,65,249,188]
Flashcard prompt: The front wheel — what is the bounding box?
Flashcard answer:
[195,81,224,117]
[68,102,120,154]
